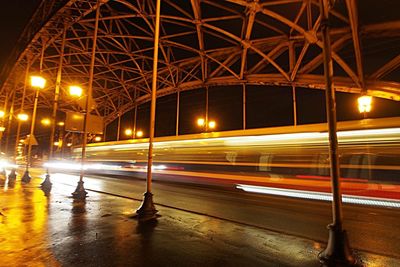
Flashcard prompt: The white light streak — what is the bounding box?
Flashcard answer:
[236,184,400,209]
[44,161,122,171]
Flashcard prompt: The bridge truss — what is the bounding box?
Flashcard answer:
[0,0,399,125]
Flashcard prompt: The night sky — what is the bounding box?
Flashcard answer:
[1,1,400,149]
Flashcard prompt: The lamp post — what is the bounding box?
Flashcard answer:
[21,75,46,183]
[318,0,355,265]
[135,0,161,221]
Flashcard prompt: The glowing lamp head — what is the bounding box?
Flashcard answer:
[0,110,5,118]
[17,113,29,121]
[0,126,5,132]
[57,121,65,126]
[358,95,372,113]
[136,130,143,138]
[125,129,133,136]
[30,75,46,89]
[53,141,59,146]
[208,120,216,129]
[94,136,102,142]
[69,85,83,97]
[197,118,205,127]
[67,143,72,147]
[41,118,51,126]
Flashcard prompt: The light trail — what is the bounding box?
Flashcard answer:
[236,184,400,209]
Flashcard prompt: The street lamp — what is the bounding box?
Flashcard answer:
[69,85,83,97]
[125,128,133,136]
[68,84,89,199]
[21,75,46,183]
[94,136,102,142]
[136,130,143,138]
[0,110,4,118]
[41,118,51,126]
[17,113,29,121]
[196,117,216,132]
[124,128,143,138]
[358,95,372,118]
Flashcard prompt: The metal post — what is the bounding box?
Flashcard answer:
[21,44,45,184]
[292,86,297,126]
[5,88,16,154]
[133,88,137,138]
[117,113,121,141]
[136,0,161,220]
[176,89,180,136]
[0,90,10,153]
[318,0,355,265]
[205,86,209,132]
[72,0,101,199]
[14,60,30,160]
[242,83,246,130]
[42,27,67,189]
[21,89,40,183]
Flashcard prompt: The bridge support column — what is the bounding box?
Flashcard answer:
[318,0,355,265]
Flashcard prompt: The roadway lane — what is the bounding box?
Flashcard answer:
[48,171,400,259]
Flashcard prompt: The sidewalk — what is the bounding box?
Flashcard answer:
[1,172,399,267]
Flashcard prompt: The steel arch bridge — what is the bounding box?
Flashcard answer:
[0,0,400,126]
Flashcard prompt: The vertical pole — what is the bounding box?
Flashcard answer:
[176,89,180,136]
[103,122,107,141]
[21,41,46,183]
[242,83,246,130]
[15,60,30,160]
[72,0,101,199]
[133,105,137,139]
[117,113,121,141]
[5,88,16,154]
[49,28,66,161]
[42,27,67,188]
[136,0,161,220]
[0,90,10,152]
[318,0,354,265]
[292,86,297,126]
[133,88,137,138]
[205,86,209,132]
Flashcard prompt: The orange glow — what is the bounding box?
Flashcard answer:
[30,75,46,89]
[136,130,143,138]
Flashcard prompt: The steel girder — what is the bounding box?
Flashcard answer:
[0,0,399,124]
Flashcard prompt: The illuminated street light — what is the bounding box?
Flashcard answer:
[69,85,83,97]
[197,118,205,127]
[67,143,72,147]
[196,117,217,132]
[94,136,102,142]
[17,113,29,121]
[53,141,59,146]
[125,128,133,136]
[0,126,5,132]
[41,118,51,126]
[22,75,47,183]
[358,95,372,113]
[58,121,65,126]
[0,110,4,118]
[208,120,216,130]
[136,130,143,138]
[30,75,46,89]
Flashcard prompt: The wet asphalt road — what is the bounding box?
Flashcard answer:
[48,171,400,259]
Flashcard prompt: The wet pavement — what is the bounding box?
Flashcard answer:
[1,169,400,267]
